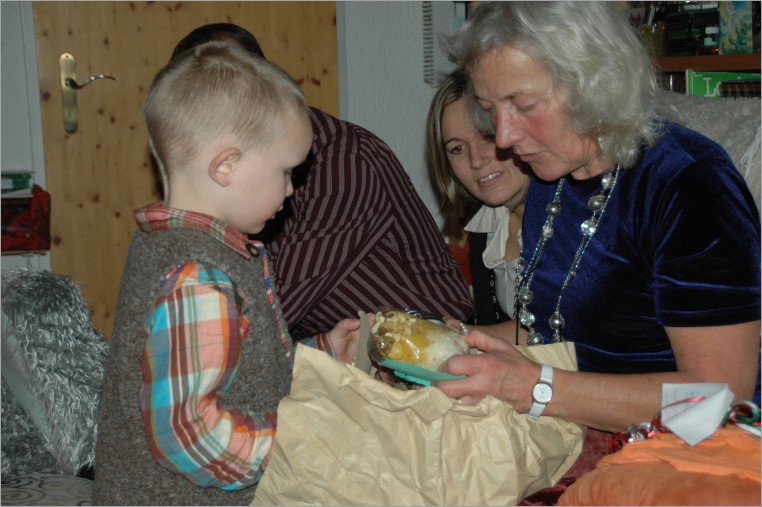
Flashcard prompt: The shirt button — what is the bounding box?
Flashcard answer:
[247,243,260,257]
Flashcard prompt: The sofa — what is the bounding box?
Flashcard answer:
[1,269,108,506]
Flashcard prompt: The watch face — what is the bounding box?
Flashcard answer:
[533,383,553,404]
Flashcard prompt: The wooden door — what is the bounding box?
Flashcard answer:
[33,1,338,336]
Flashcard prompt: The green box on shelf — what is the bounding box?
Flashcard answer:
[719,1,754,54]
[1,172,33,192]
[685,69,761,98]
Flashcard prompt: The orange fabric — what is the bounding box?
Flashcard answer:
[557,426,761,506]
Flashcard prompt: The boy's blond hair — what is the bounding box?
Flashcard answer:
[144,41,308,185]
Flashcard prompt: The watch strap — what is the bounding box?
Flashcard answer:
[539,363,553,384]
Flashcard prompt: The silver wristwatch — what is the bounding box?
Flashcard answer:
[527,364,554,419]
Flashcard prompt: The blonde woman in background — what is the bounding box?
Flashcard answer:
[426,69,529,327]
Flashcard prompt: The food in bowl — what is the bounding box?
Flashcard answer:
[369,308,468,371]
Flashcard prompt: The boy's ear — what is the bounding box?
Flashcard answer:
[209,148,242,186]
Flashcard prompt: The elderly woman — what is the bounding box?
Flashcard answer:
[435,1,760,433]
[426,70,529,325]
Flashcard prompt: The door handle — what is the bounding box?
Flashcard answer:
[65,75,115,90]
[58,53,115,133]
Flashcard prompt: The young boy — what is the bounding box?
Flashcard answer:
[171,24,474,339]
[93,42,361,506]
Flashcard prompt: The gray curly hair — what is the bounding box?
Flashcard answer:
[442,1,666,169]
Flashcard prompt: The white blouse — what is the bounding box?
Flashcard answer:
[464,205,523,318]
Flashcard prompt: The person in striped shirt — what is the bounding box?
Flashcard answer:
[171,24,475,339]
[94,42,363,505]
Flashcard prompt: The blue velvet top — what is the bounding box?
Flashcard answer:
[521,122,761,403]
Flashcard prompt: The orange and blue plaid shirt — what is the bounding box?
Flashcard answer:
[136,202,289,490]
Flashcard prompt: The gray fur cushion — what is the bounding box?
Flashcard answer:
[659,90,761,211]
[1,269,108,479]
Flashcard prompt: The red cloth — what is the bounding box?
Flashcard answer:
[448,241,471,287]
[520,428,611,506]
[1,185,51,252]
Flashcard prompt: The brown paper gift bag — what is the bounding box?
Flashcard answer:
[253,342,584,506]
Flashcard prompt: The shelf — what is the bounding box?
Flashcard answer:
[655,53,760,73]
[2,250,48,256]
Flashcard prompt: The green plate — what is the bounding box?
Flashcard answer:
[376,358,464,386]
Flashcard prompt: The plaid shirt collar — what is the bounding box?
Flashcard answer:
[134,202,262,259]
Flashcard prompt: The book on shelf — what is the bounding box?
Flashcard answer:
[632,1,759,56]
[719,1,755,55]
[2,172,34,198]
[685,68,761,98]
[719,79,761,98]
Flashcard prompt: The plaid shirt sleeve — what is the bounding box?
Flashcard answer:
[140,261,276,490]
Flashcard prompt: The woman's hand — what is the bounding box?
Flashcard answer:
[327,318,362,364]
[435,329,540,410]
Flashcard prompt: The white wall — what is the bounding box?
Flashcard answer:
[338,1,459,231]
[1,1,51,272]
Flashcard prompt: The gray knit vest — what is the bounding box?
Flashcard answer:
[94,228,293,505]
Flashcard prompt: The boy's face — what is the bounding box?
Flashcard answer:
[229,111,313,234]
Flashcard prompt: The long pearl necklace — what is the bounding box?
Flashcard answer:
[516,165,621,345]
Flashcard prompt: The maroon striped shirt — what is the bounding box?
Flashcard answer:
[264,108,473,335]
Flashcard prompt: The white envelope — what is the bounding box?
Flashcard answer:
[661,383,734,446]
